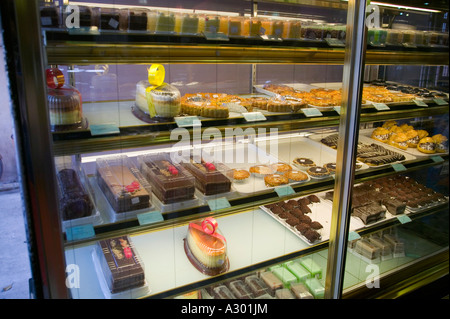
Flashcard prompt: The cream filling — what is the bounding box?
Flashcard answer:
[187,232,226,269]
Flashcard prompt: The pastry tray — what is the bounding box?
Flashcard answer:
[359,128,449,157]
[255,134,369,178]
[199,142,310,195]
[309,131,416,168]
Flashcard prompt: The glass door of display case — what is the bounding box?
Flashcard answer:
[1,0,447,300]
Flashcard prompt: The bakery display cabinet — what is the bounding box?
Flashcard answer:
[1,0,448,299]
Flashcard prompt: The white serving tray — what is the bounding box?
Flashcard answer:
[359,128,449,157]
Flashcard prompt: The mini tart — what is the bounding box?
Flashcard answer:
[417,137,436,154]
[248,96,268,110]
[387,132,408,150]
[264,174,289,187]
[249,165,274,177]
[200,105,229,118]
[283,169,308,182]
[306,166,331,178]
[229,169,250,182]
[371,127,390,143]
[271,162,292,173]
[323,162,336,173]
[293,157,316,168]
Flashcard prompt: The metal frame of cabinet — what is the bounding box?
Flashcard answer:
[1,0,448,299]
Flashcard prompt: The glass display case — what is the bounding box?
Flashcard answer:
[1,0,448,300]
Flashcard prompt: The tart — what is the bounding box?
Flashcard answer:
[293,157,316,169]
[249,165,274,177]
[283,169,308,182]
[306,166,331,178]
[229,169,250,182]
[271,162,292,173]
[264,174,289,187]
[323,163,336,173]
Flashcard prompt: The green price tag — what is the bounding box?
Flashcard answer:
[203,31,229,41]
[66,224,95,241]
[413,99,428,107]
[348,231,361,241]
[372,102,390,111]
[325,38,346,47]
[137,211,164,225]
[90,123,120,136]
[207,197,231,211]
[274,185,295,197]
[430,155,444,163]
[391,163,407,172]
[397,214,412,224]
[243,112,267,122]
[302,108,323,117]
[175,116,201,128]
[433,98,448,105]
[333,106,341,115]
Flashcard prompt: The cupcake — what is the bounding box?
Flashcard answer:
[432,134,448,153]
[405,130,420,148]
[417,137,436,154]
[387,132,408,150]
[371,127,390,143]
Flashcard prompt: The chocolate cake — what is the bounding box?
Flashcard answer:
[57,168,93,221]
[139,154,195,204]
[96,164,151,213]
[128,9,148,31]
[382,197,406,215]
[181,157,231,196]
[97,236,145,293]
[351,203,386,224]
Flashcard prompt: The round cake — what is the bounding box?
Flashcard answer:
[135,80,181,118]
[185,219,229,275]
[47,85,83,128]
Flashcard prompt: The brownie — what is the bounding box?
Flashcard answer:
[352,203,386,224]
[295,223,310,235]
[97,236,145,293]
[304,229,321,243]
[286,217,300,226]
[298,214,312,224]
[291,208,304,218]
[307,194,320,203]
[57,168,93,220]
[310,221,323,230]
[382,198,406,215]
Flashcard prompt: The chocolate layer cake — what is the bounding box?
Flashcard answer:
[127,9,148,31]
[96,164,150,213]
[352,203,386,224]
[57,168,93,221]
[139,154,195,204]
[182,157,231,196]
[97,236,145,293]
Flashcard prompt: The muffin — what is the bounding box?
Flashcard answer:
[417,137,436,154]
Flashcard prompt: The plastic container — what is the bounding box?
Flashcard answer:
[184,218,229,276]
[299,257,322,279]
[275,288,295,299]
[284,261,311,282]
[119,8,149,31]
[355,238,381,260]
[180,155,232,196]
[47,82,84,131]
[176,13,199,34]
[290,282,314,299]
[260,271,283,295]
[95,155,152,213]
[137,153,195,204]
[97,7,122,31]
[154,11,176,33]
[367,28,387,46]
[213,285,236,299]
[244,275,270,297]
[135,81,181,118]
[282,19,301,39]
[401,30,416,45]
[304,277,324,298]
[228,16,245,36]
[95,235,146,294]
[271,267,298,288]
[40,2,60,28]
[229,280,253,299]
[386,29,404,45]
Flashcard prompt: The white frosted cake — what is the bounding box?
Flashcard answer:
[135,80,181,118]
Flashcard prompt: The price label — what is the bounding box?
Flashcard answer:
[372,102,390,111]
[66,224,95,241]
[396,214,412,224]
[175,116,201,128]
[430,155,444,163]
[433,98,448,105]
[274,185,295,197]
[413,99,428,107]
[333,106,341,115]
[348,231,361,241]
[203,31,229,41]
[137,211,164,225]
[391,163,407,172]
[207,197,231,211]
[302,108,323,117]
[325,38,345,47]
[243,112,267,122]
[90,123,120,136]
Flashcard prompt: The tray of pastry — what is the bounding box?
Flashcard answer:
[260,194,331,246]
[311,131,416,167]
[255,134,368,179]
[360,125,448,157]
[198,142,310,195]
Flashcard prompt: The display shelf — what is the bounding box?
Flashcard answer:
[51,100,449,156]
[45,30,449,65]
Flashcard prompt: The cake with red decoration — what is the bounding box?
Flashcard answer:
[184,218,229,275]
[138,153,195,204]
